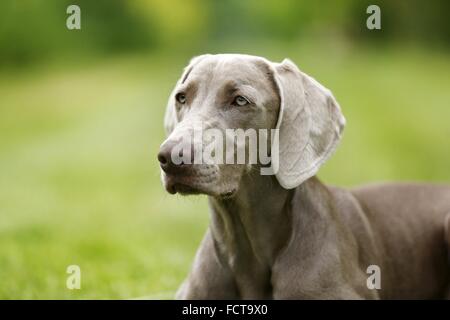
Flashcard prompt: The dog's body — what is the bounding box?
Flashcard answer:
[176,175,450,299]
[158,54,450,299]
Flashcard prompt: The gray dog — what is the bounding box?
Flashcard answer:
[158,54,450,299]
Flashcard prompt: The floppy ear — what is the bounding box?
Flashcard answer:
[164,54,210,136]
[271,59,346,189]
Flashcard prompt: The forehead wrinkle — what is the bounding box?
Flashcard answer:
[181,66,193,84]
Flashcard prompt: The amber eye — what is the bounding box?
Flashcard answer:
[233,95,249,106]
[176,93,186,104]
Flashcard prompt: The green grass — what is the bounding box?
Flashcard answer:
[0,44,449,299]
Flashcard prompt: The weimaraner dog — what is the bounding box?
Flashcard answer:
[158,54,450,299]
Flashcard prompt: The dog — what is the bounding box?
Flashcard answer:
[158,54,450,299]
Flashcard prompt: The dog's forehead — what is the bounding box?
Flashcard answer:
[188,54,270,83]
[183,54,271,91]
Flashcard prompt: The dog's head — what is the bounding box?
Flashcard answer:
[158,54,345,197]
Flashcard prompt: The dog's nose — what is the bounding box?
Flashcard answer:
[157,148,169,166]
[158,140,192,173]
[158,141,176,173]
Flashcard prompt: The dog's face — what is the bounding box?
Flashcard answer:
[159,54,346,197]
[159,55,280,197]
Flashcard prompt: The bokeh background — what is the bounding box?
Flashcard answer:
[0,0,449,299]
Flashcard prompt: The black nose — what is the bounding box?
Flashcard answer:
[158,141,176,173]
[157,150,169,165]
[158,140,192,174]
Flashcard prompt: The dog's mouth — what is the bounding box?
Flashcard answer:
[163,172,236,198]
[164,173,211,196]
[167,182,202,195]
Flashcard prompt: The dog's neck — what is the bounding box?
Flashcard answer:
[208,170,295,266]
[208,172,333,298]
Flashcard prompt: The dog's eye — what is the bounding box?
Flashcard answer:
[233,96,249,106]
[176,93,186,104]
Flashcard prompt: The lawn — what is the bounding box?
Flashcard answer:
[0,44,449,299]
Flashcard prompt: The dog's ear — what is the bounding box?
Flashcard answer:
[164,55,210,136]
[270,59,346,189]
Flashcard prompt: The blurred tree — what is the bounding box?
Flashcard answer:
[348,0,450,45]
[0,0,448,68]
[0,0,157,66]
[131,0,208,50]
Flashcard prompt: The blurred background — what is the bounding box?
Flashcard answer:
[0,0,449,299]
